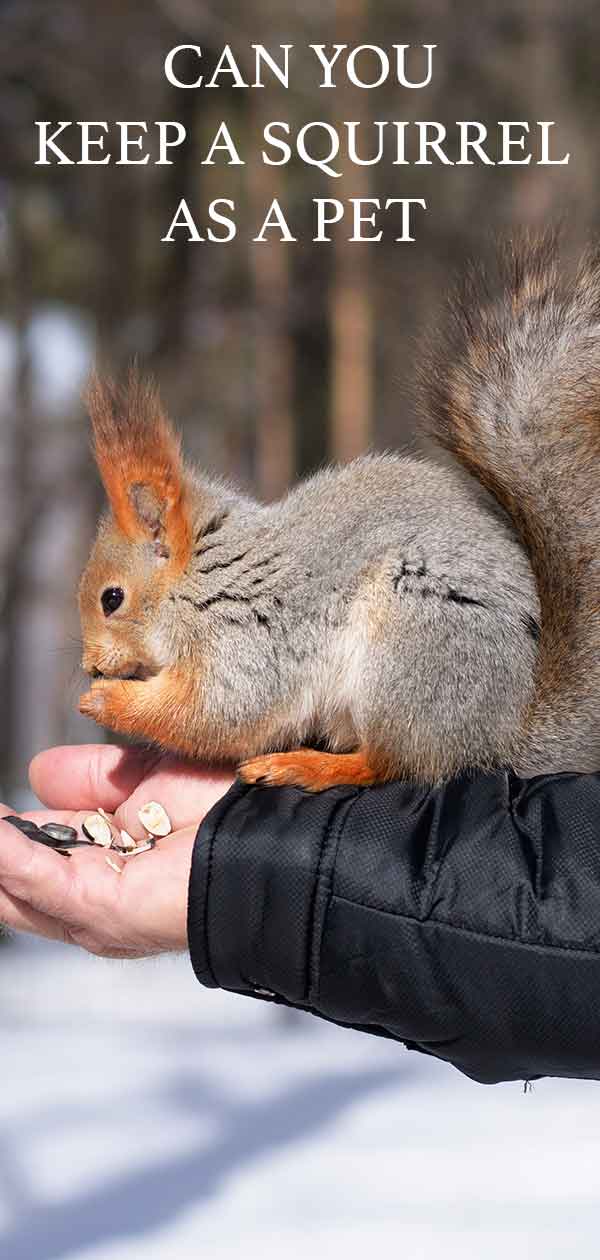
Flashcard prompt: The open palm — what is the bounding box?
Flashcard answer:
[0,745,234,958]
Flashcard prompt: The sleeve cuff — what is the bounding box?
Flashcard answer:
[187,780,358,1002]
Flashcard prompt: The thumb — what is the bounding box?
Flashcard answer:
[29,745,156,812]
[113,758,235,840]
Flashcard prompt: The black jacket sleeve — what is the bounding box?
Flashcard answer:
[187,770,600,1085]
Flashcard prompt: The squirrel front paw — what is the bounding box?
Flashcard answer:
[79,686,109,722]
[81,675,172,741]
[78,669,198,757]
[80,674,155,730]
[79,679,134,729]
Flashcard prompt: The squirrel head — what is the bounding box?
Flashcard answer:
[79,369,196,685]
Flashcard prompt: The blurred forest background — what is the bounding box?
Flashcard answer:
[0,0,595,798]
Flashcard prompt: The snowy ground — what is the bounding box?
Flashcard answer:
[0,936,599,1260]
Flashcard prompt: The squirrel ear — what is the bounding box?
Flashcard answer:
[85,369,192,571]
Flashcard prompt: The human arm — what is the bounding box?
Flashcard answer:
[188,770,600,1084]
[4,747,600,1085]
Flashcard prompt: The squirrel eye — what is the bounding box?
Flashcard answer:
[101,587,125,617]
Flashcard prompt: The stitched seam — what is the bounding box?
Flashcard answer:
[303,807,334,1004]
[331,894,600,961]
[311,792,363,1006]
[202,800,233,986]
[304,792,358,1003]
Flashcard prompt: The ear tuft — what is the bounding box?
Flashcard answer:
[85,366,192,571]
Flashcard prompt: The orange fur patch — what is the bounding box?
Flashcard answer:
[86,369,192,573]
[239,748,385,791]
[79,665,198,755]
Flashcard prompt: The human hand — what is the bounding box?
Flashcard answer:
[0,745,234,958]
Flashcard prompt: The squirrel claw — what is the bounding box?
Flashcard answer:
[239,755,301,788]
[79,689,106,721]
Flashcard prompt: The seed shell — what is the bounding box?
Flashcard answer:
[105,855,123,874]
[3,816,43,839]
[33,832,63,848]
[125,839,156,857]
[82,814,113,847]
[46,837,95,849]
[138,801,172,837]
[2,817,70,858]
[114,831,136,851]
[42,822,79,845]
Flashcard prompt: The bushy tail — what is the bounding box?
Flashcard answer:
[425,233,600,774]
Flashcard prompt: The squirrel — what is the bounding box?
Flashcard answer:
[78,234,600,791]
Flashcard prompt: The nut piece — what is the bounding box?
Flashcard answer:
[138,801,172,838]
[115,829,136,852]
[105,855,123,874]
[82,814,113,848]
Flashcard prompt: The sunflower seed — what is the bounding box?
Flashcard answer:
[3,815,43,839]
[2,817,70,858]
[82,814,113,847]
[26,831,67,851]
[42,822,79,845]
[31,832,63,848]
[138,801,172,837]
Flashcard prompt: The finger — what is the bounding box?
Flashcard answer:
[96,825,196,952]
[29,744,157,812]
[0,815,79,921]
[0,889,71,942]
[113,759,234,839]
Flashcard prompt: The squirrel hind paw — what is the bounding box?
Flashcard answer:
[238,749,382,792]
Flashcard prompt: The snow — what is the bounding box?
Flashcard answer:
[0,935,599,1260]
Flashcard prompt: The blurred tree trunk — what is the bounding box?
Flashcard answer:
[248,102,295,501]
[330,0,374,463]
[0,194,35,791]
